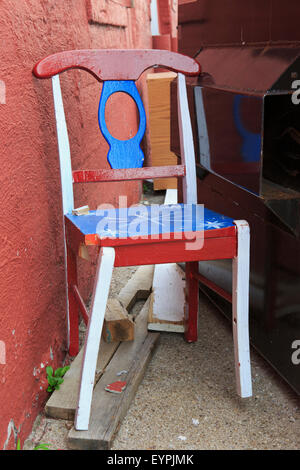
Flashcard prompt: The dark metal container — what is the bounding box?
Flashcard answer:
[171,0,300,394]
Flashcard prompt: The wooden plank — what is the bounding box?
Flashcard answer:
[45,340,120,421]
[103,298,134,343]
[147,72,178,190]
[148,264,185,333]
[67,297,159,450]
[232,220,252,398]
[118,265,154,311]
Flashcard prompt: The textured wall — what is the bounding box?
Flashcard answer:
[0,0,151,449]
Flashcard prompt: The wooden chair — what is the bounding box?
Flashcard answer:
[33,49,252,430]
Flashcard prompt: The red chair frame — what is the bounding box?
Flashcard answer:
[33,49,252,431]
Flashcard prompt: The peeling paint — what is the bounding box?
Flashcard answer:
[3,419,19,450]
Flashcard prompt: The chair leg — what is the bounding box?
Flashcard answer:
[75,246,115,431]
[66,244,79,357]
[184,261,199,342]
[232,220,252,398]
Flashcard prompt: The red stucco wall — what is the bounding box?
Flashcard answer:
[0,0,152,449]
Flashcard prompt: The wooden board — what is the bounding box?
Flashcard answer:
[45,340,119,420]
[118,265,154,311]
[103,298,134,343]
[147,264,185,332]
[68,297,159,450]
[147,71,178,190]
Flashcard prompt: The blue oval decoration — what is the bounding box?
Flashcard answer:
[98,80,146,169]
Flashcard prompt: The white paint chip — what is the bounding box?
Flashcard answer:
[0,80,6,104]
[178,435,187,441]
[0,340,6,364]
[192,418,199,426]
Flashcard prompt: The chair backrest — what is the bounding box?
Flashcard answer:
[33,49,201,213]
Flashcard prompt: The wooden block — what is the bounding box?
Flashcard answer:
[118,265,154,311]
[146,71,178,190]
[67,297,160,450]
[103,298,134,343]
[45,340,119,420]
[78,244,90,261]
[72,205,90,215]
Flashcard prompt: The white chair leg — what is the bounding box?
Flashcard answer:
[232,220,252,398]
[75,246,115,430]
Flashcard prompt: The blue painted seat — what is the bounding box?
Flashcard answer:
[66,205,235,241]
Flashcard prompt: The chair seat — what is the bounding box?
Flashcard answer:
[65,204,236,246]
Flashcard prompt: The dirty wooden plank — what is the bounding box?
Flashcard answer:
[67,297,159,450]
[118,265,154,311]
[103,298,134,343]
[45,340,119,420]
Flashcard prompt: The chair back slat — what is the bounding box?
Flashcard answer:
[72,165,186,184]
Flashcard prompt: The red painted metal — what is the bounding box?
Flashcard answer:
[72,165,186,183]
[33,49,201,81]
[72,285,89,326]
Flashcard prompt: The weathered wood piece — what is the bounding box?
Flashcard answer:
[44,340,119,421]
[67,297,160,450]
[118,265,154,311]
[72,205,90,215]
[147,72,178,190]
[148,263,185,333]
[103,298,134,343]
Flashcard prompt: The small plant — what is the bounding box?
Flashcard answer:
[17,439,51,450]
[46,365,70,393]
[33,443,52,450]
